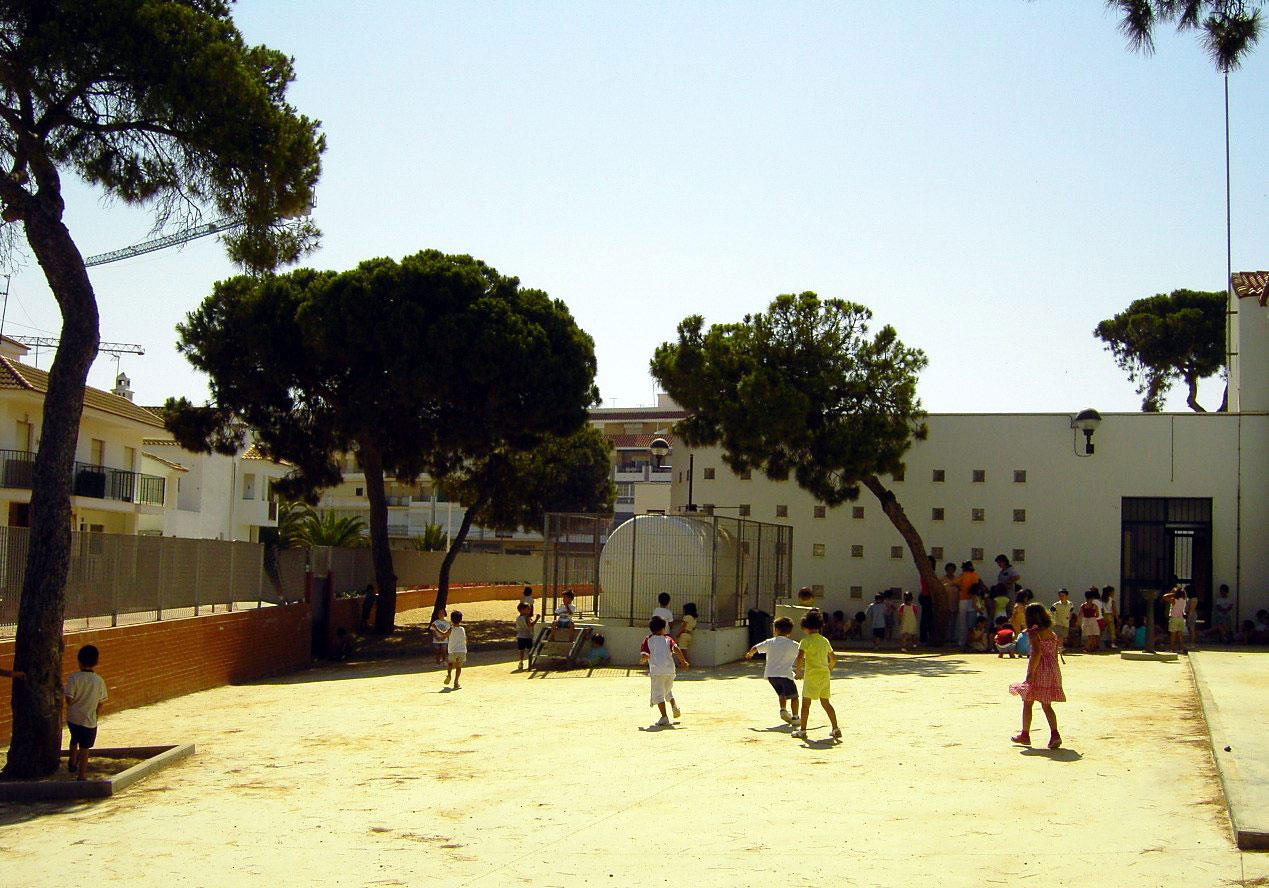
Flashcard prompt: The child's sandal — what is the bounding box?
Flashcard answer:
[1048,732,1062,750]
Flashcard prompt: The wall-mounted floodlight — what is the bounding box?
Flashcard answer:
[1071,408,1103,456]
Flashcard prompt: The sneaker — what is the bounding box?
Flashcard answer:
[791,729,807,739]
[452,683,461,690]
[1011,731,1031,745]
[655,715,672,727]
[780,711,795,724]
[831,728,842,740]
[671,702,681,719]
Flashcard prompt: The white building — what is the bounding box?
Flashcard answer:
[668,277,1269,629]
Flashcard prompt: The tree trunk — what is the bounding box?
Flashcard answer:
[861,473,941,611]
[1184,375,1206,412]
[433,497,483,619]
[3,204,100,779]
[356,436,398,635]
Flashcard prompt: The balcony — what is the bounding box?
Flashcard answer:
[0,449,165,506]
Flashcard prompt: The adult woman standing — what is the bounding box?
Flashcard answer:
[994,555,1021,603]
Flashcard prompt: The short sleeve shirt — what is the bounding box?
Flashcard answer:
[430,618,450,642]
[555,604,576,624]
[753,636,799,679]
[640,634,680,675]
[798,633,833,677]
[447,625,468,654]
[515,614,532,638]
[65,670,107,729]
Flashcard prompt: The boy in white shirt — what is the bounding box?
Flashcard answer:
[640,615,689,726]
[65,644,108,781]
[745,616,800,723]
[652,592,674,627]
[444,611,467,689]
[553,590,578,641]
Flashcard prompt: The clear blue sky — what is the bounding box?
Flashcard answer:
[7,1,1267,413]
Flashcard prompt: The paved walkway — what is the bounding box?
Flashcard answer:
[1,648,1267,886]
[1191,650,1269,850]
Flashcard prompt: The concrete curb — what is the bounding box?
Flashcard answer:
[1189,655,1269,851]
[0,744,195,802]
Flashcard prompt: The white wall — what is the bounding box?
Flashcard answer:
[672,411,1267,622]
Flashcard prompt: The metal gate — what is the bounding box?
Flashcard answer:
[1121,497,1212,628]
[542,513,612,619]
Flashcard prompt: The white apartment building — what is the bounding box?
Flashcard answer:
[668,277,1269,629]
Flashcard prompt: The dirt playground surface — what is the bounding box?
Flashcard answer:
[2,611,1267,887]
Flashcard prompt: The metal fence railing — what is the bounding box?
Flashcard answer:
[0,527,297,636]
[542,513,611,619]
[590,513,793,629]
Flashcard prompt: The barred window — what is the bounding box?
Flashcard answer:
[971,508,985,522]
[971,547,984,561]
[852,506,865,519]
[702,504,714,515]
[1012,549,1026,563]
[851,545,864,558]
[931,546,944,560]
[972,469,986,483]
[892,469,905,482]
[703,468,715,480]
[1013,509,1026,523]
[850,585,864,598]
[932,507,945,521]
[813,543,826,557]
[775,504,788,517]
[1014,470,1027,483]
[932,469,945,482]
[890,546,903,559]
[811,584,825,595]
[814,505,826,518]
[739,504,751,517]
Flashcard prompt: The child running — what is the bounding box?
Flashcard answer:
[745,616,801,724]
[65,644,108,780]
[640,615,688,726]
[1009,603,1065,749]
[792,612,840,742]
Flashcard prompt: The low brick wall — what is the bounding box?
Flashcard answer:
[0,604,311,746]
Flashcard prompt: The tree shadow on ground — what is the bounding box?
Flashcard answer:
[253,647,520,686]
[0,797,91,827]
[352,619,514,660]
[672,652,982,683]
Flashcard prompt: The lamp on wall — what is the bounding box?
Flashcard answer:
[1071,408,1103,456]
[649,436,670,470]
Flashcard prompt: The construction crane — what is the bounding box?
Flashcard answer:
[83,216,243,267]
[8,336,144,376]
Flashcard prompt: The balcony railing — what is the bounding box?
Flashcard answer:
[0,449,165,505]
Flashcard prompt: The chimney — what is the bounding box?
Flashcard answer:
[113,371,134,401]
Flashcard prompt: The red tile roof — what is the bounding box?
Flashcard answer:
[1232,271,1268,307]
[609,433,674,450]
[0,357,166,428]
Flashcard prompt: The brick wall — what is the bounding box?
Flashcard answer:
[0,604,311,746]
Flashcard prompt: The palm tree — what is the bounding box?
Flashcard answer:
[279,502,368,548]
[413,523,447,552]
[1108,1,1262,70]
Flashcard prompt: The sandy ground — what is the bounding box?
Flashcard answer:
[2,630,1267,887]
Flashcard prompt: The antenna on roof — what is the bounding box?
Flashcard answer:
[7,336,144,372]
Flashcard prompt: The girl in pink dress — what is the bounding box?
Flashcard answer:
[1009,603,1065,749]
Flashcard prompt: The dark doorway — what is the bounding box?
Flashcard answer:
[1121,497,1212,631]
[7,501,29,527]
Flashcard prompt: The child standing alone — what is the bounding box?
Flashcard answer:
[640,615,688,726]
[793,612,840,742]
[745,616,801,724]
[444,611,467,689]
[1010,603,1064,749]
[65,644,108,780]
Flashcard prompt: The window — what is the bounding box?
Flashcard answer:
[703,467,715,480]
[1014,470,1027,483]
[812,543,826,557]
[814,505,826,519]
[702,504,714,515]
[932,469,945,482]
[355,487,364,497]
[890,546,903,559]
[124,446,136,471]
[972,469,986,483]
[852,506,865,519]
[892,469,905,482]
[931,546,944,560]
[739,469,752,480]
[1012,549,1026,563]
[242,473,256,501]
[811,584,825,595]
[90,438,105,466]
[971,547,984,561]
[1013,509,1026,523]
[850,544,864,558]
[932,507,945,521]
[738,504,751,517]
[971,508,985,522]
[775,504,788,518]
[850,585,864,598]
